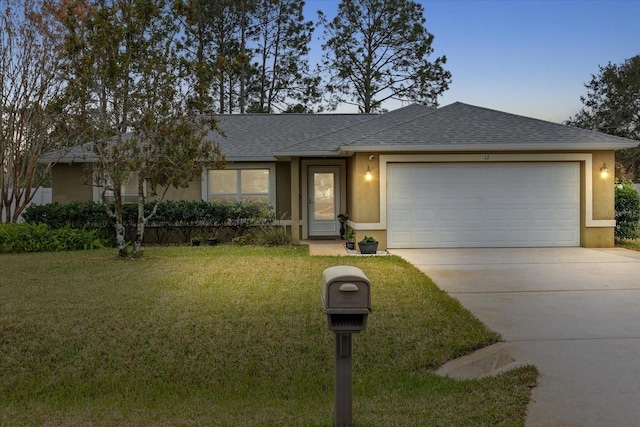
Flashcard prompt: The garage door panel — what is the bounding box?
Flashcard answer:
[556,208,578,221]
[391,208,412,222]
[390,187,413,202]
[387,163,580,248]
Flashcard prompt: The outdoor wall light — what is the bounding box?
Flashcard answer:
[600,163,608,179]
[365,165,373,181]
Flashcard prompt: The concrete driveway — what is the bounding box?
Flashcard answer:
[390,247,640,427]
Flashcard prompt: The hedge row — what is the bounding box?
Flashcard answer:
[22,200,275,244]
[615,180,640,241]
[0,223,108,254]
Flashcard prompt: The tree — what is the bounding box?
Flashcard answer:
[173,0,219,114]
[53,0,225,257]
[176,0,318,114]
[175,0,252,114]
[0,0,72,222]
[248,0,319,113]
[319,0,451,113]
[568,55,640,179]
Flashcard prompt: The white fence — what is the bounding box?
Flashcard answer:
[1,188,52,222]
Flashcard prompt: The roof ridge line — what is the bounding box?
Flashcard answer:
[341,104,440,147]
[277,113,381,151]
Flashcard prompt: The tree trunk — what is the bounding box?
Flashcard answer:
[239,3,247,114]
[115,220,128,258]
[109,184,128,258]
[133,181,146,257]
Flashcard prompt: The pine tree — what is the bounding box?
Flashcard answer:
[319,0,451,113]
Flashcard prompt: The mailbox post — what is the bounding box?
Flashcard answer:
[322,266,372,427]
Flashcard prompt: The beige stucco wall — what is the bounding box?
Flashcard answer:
[347,153,380,223]
[160,180,202,201]
[275,161,291,220]
[51,163,93,203]
[347,153,385,247]
[582,150,615,247]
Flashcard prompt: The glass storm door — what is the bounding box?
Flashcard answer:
[308,166,340,237]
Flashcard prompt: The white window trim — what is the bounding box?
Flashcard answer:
[202,163,276,206]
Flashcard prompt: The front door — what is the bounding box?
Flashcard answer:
[308,166,340,237]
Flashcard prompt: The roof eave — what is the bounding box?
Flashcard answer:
[38,155,99,164]
[272,150,342,158]
[225,156,278,162]
[344,142,639,152]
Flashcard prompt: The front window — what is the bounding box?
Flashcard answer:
[93,171,141,203]
[209,166,272,203]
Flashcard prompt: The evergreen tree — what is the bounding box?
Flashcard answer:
[249,0,318,113]
[319,0,451,113]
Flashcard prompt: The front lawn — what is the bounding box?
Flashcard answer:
[0,246,536,426]
[617,238,640,251]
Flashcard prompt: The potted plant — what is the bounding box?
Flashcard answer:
[358,235,378,254]
[345,228,356,250]
[207,231,220,246]
[191,236,202,246]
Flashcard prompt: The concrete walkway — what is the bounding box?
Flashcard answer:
[391,247,640,427]
[304,240,349,256]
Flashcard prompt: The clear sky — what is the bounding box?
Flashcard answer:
[303,0,640,123]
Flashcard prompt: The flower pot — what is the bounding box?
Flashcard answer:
[358,241,378,254]
[208,238,219,246]
[191,240,201,246]
[345,242,356,250]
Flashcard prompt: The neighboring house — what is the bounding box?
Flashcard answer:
[44,102,638,249]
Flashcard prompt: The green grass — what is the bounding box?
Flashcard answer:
[0,245,537,426]
[617,238,640,251]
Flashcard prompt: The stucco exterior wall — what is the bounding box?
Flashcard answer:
[582,150,615,247]
[51,163,92,203]
[275,161,291,220]
[160,180,202,201]
[347,153,386,248]
[348,153,380,223]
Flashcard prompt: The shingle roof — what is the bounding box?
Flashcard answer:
[209,113,377,160]
[43,102,638,163]
[340,102,638,151]
[275,103,436,155]
[278,102,638,154]
[43,113,377,163]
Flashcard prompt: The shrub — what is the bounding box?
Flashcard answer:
[615,179,640,241]
[22,200,278,244]
[231,234,252,246]
[254,226,292,246]
[22,201,112,229]
[0,223,108,254]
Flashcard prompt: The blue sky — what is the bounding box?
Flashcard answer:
[303,0,640,123]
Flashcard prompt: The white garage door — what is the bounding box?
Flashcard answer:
[387,162,580,248]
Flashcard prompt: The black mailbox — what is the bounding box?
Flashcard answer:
[322,266,371,332]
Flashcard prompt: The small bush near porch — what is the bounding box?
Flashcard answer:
[0,246,536,426]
